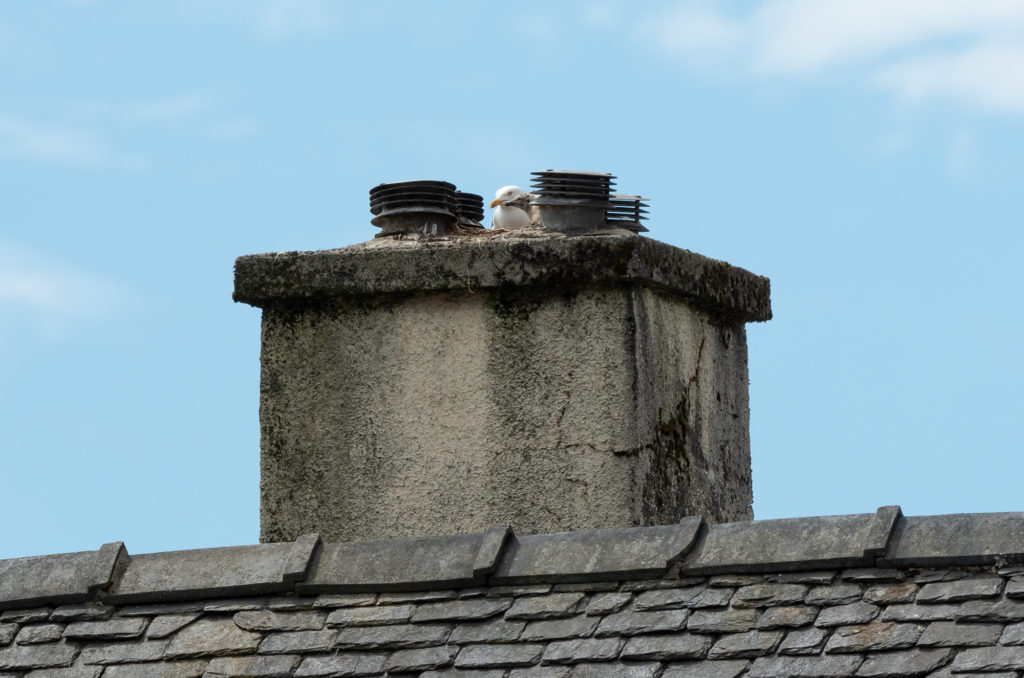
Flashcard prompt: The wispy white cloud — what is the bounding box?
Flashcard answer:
[634,0,1024,115]
[636,5,742,65]
[583,3,618,29]
[873,44,1024,114]
[0,116,144,169]
[255,0,335,39]
[751,0,1024,74]
[0,243,137,339]
[70,94,260,142]
[128,94,208,122]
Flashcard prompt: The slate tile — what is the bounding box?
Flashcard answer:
[505,593,584,620]
[862,582,917,605]
[385,645,458,672]
[376,590,457,604]
[746,654,863,677]
[334,623,450,649]
[312,594,376,608]
[163,618,261,659]
[731,583,807,608]
[855,647,950,677]
[233,610,325,632]
[841,568,905,582]
[146,613,202,639]
[815,602,879,627]
[778,627,828,656]
[0,610,51,624]
[707,630,782,659]
[595,608,688,636]
[49,605,114,622]
[634,586,732,611]
[805,584,863,606]
[206,653,300,677]
[823,621,921,653]
[765,571,835,585]
[913,570,964,584]
[117,603,204,617]
[585,593,631,616]
[953,646,1024,672]
[325,604,413,627]
[707,575,762,587]
[568,662,660,677]
[449,620,526,644]
[258,630,337,654]
[421,670,504,678]
[203,600,267,613]
[63,618,147,641]
[100,661,207,678]
[957,598,1024,622]
[927,668,1016,678]
[620,579,703,592]
[686,608,757,634]
[293,652,387,676]
[454,642,544,668]
[412,599,512,623]
[1006,576,1024,599]
[521,615,599,641]
[756,606,818,629]
[508,668,571,678]
[81,639,169,665]
[0,640,77,670]
[881,603,957,622]
[459,587,488,598]
[17,625,64,645]
[661,660,749,678]
[23,668,103,678]
[0,625,16,646]
[240,653,303,677]
[620,634,713,661]
[542,637,623,664]
[916,576,1003,604]
[919,621,1001,647]
[1001,621,1024,645]
[553,582,619,593]
[266,596,315,611]
[487,585,553,597]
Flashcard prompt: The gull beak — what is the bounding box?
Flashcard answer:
[490,198,502,208]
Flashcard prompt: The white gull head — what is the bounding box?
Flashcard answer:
[490,185,532,230]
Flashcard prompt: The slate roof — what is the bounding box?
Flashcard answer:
[2,507,1024,676]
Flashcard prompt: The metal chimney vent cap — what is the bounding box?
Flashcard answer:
[529,169,617,234]
[369,180,458,236]
[455,191,485,229]
[606,194,650,233]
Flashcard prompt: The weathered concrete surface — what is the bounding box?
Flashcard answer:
[0,542,124,610]
[235,232,770,542]
[491,519,703,585]
[681,507,901,576]
[107,542,301,603]
[233,232,772,323]
[881,513,1024,567]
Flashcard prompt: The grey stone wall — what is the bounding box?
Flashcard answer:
[235,233,771,543]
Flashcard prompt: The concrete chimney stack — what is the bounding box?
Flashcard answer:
[234,232,771,543]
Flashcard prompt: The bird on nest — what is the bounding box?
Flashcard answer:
[490,185,532,230]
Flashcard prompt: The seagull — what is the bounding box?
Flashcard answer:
[490,185,532,230]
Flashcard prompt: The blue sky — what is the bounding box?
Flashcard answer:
[2,0,1023,559]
